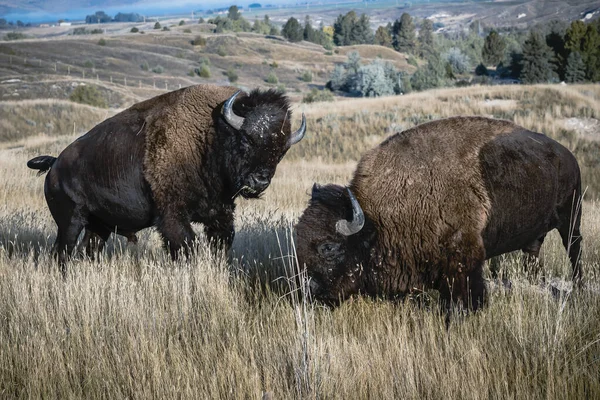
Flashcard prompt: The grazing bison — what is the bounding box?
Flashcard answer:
[295,116,583,310]
[27,84,306,268]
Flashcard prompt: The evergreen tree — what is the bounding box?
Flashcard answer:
[350,13,374,45]
[565,21,587,53]
[565,51,586,83]
[304,16,316,42]
[375,26,392,47]
[565,20,600,81]
[392,13,416,54]
[482,30,506,66]
[282,17,303,42]
[418,18,434,57]
[227,6,241,21]
[545,20,569,80]
[520,31,557,83]
[410,52,445,91]
[333,11,358,46]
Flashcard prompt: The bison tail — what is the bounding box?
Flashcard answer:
[27,155,57,176]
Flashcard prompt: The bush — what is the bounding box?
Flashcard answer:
[187,69,196,77]
[226,68,238,82]
[69,85,107,108]
[90,29,103,34]
[130,27,139,33]
[83,60,94,68]
[152,65,164,74]
[191,35,206,46]
[183,28,191,33]
[72,27,88,35]
[162,26,170,31]
[266,71,278,84]
[407,56,419,67]
[217,46,227,57]
[154,22,161,29]
[4,32,26,41]
[301,70,313,82]
[140,60,150,71]
[475,63,488,76]
[197,64,211,78]
[97,38,106,46]
[270,61,278,68]
[179,20,185,26]
[442,47,471,74]
[302,88,335,103]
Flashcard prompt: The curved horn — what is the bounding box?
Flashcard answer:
[287,113,306,147]
[335,188,365,236]
[222,90,245,130]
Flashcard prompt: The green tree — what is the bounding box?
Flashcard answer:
[545,20,569,80]
[410,53,445,91]
[565,20,600,80]
[520,31,557,83]
[154,21,161,29]
[375,26,392,47]
[282,17,303,42]
[228,6,241,21]
[304,16,316,42]
[565,51,586,83]
[350,13,373,45]
[392,13,416,54]
[418,18,434,57]
[482,30,506,66]
[333,11,359,46]
[70,85,107,108]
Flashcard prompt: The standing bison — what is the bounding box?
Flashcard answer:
[295,116,582,310]
[27,84,306,268]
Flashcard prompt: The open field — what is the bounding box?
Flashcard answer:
[0,82,599,398]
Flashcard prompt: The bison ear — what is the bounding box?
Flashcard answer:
[311,183,321,198]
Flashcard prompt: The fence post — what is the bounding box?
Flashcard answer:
[68,66,70,75]
[54,62,57,71]
[82,70,85,79]
[124,77,127,86]
[139,80,141,88]
[110,76,113,83]
[165,81,168,90]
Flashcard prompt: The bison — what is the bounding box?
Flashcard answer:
[295,116,583,311]
[27,84,306,269]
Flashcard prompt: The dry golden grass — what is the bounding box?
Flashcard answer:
[0,84,599,398]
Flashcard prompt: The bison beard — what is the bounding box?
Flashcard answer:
[28,84,306,271]
[295,116,583,313]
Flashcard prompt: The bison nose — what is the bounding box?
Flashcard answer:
[250,174,270,191]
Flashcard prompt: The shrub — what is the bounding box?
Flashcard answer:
[154,22,161,29]
[302,88,335,103]
[197,64,211,78]
[226,68,238,82]
[162,26,170,31]
[301,70,313,82]
[140,60,150,71]
[270,61,278,68]
[152,65,164,74]
[72,27,87,35]
[276,84,286,93]
[97,38,106,46]
[187,69,196,77]
[4,32,26,41]
[198,17,205,23]
[191,35,206,46]
[69,85,107,108]
[442,47,471,74]
[475,63,488,76]
[90,29,103,34]
[217,45,227,57]
[130,27,139,33]
[183,28,191,33]
[266,71,278,84]
[179,20,185,26]
[83,60,94,68]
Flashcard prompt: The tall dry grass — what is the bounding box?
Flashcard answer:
[1,84,599,398]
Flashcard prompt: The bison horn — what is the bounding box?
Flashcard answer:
[336,188,365,236]
[222,90,245,130]
[288,113,306,147]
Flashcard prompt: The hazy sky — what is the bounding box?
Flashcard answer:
[1,0,303,22]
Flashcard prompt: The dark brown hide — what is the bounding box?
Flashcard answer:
[296,116,582,310]
[28,84,306,269]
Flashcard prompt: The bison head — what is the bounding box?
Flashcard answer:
[295,184,375,304]
[220,89,306,199]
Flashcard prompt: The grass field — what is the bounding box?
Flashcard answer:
[0,82,599,398]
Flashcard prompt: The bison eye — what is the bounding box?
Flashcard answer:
[318,242,342,258]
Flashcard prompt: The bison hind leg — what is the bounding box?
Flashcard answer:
[521,234,546,282]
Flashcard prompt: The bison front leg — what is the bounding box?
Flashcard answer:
[203,209,235,253]
[158,212,197,260]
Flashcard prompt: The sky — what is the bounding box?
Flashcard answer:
[0,0,302,23]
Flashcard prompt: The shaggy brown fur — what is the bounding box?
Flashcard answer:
[296,116,583,311]
[28,84,305,269]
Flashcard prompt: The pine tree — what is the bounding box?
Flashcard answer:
[282,17,303,42]
[545,20,569,80]
[333,11,358,46]
[227,6,241,21]
[304,16,316,42]
[418,18,434,57]
[565,51,586,83]
[375,26,392,47]
[482,31,506,66]
[392,13,416,54]
[350,13,373,45]
[520,31,557,83]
